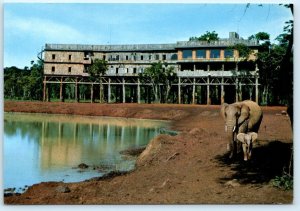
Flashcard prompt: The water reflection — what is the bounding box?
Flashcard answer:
[4,113,167,190]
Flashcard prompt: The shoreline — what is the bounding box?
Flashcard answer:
[4,101,293,204]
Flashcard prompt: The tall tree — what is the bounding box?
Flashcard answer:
[189,31,219,42]
[139,62,176,103]
[87,58,108,103]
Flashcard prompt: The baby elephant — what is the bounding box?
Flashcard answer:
[236,132,258,161]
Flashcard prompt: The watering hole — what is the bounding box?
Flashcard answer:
[4,112,168,192]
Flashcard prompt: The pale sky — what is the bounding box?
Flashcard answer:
[3,1,294,68]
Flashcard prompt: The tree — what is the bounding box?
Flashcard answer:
[189,31,219,42]
[4,60,44,100]
[139,62,176,103]
[87,58,108,103]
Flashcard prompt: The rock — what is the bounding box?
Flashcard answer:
[225,179,241,187]
[120,146,146,156]
[56,186,71,193]
[78,163,89,169]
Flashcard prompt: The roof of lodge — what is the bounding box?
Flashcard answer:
[45,39,259,52]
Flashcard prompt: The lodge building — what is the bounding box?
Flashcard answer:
[42,32,260,104]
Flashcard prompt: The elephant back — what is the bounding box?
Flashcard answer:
[242,100,263,132]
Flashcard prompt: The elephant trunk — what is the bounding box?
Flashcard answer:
[225,124,237,158]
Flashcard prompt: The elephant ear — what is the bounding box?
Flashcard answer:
[220,103,228,120]
[238,104,250,125]
[249,132,258,142]
[237,133,246,143]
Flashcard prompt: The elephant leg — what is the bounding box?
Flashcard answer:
[236,141,242,154]
[229,140,237,159]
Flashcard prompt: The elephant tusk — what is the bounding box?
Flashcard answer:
[233,126,236,132]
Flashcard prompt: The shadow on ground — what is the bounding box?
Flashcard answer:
[215,140,293,185]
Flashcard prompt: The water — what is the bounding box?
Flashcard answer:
[3,113,167,192]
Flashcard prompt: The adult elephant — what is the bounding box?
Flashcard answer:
[220,100,263,160]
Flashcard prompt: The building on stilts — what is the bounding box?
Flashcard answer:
[41,32,260,104]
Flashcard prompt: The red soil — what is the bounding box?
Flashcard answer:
[4,101,293,204]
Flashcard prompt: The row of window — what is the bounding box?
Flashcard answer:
[50,49,234,62]
[51,53,177,62]
[182,49,234,59]
[51,66,72,73]
[52,54,72,60]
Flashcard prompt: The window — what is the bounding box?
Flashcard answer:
[182,50,192,59]
[149,55,152,60]
[133,68,137,74]
[171,54,178,60]
[155,54,159,60]
[68,67,71,73]
[126,55,129,60]
[116,68,119,74]
[52,54,55,60]
[224,49,234,58]
[162,55,166,60]
[141,55,144,60]
[51,66,55,73]
[69,55,72,60]
[116,55,119,61]
[103,55,106,60]
[210,49,220,58]
[196,50,206,58]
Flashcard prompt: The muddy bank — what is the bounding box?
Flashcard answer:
[4,101,293,204]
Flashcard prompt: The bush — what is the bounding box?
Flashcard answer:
[271,172,293,190]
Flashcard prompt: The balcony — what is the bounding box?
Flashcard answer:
[176,70,258,77]
[82,57,92,64]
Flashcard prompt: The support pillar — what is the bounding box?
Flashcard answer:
[59,77,64,102]
[221,77,225,104]
[235,78,239,102]
[137,78,141,104]
[43,76,47,102]
[122,77,125,103]
[255,76,259,103]
[207,76,211,105]
[178,77,181,104]
[75,77,79,102]
[90,84,94,103]
[192,78,196,104]
[47,83,50,102]
[108,78,111,103]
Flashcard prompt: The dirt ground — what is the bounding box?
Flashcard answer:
[4,101,293,204]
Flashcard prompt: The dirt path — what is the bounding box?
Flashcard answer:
[4,101,293,204]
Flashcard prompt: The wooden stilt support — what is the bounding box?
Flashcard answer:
[235,78,239,102]
[178,77,181,104]
[43,76,47,102]
[90,84,94,103]
[137,78,141,104]
[75,77,79,102]
[207,76,211,105]
[122,77,125,103]
[192,78,196,104]
[221,77,225,104]
[108,78,111,103]
[59,77,64,102]
[255,76,259,103]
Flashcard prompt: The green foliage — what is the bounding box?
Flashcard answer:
[4,60,44,100]
[271,173,293,190]
[86,58,108,103]
[87,58,108,80]
[189,31,219,42]
[228,43,253,60]
[139,61,177,103]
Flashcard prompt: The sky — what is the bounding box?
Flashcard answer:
[3,1,294,68]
